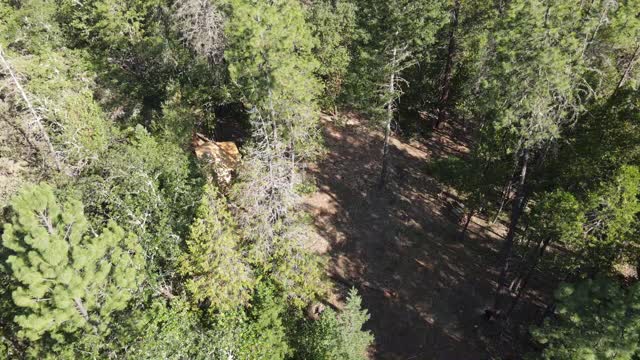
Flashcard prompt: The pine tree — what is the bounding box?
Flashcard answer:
[295,288,374,360]
[348,0,447,188]
[226,0,326,304]
[1,184,144,341]
[236,283,291,360]
[532,276,640,360]
[179,183,254,314]
[307,0,357,112]
[577,165,640,271]
[485,0,593,313]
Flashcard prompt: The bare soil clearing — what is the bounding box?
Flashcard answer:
[304,113,550,359]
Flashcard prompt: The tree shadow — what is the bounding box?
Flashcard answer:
[304,116,549,359]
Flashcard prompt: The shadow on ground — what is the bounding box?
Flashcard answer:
[304,114,549,359]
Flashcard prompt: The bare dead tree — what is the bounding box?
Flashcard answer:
[172,0,226,64]
[378,44,412,189]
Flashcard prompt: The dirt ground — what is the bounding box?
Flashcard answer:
[303,113,551,359]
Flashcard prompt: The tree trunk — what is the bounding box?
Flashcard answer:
[434,0,460,129]
[492,149,530,315]
[379,47,397,189]
[509,234,539,292]
[506,236,551,315]
[459,207,475,240]
[492,180,512,224]
[142,95,155,129]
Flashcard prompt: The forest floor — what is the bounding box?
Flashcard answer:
[303,112,551,359]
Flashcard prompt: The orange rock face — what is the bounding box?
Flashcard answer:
[192,133,240,186]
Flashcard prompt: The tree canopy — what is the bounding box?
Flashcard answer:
[1,0,639,358]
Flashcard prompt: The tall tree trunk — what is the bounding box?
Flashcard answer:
[434,0,460,129]
[459,207,475,240]
[509,236,540,292]
[493,149,530,315]
[506,236,552,315]
[492,180,512,224]
[142,95,156,130]
[379,47,397,189]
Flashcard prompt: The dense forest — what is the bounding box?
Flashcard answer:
[0,0,639,358]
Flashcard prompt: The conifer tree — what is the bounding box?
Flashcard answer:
[307,0,357,112]
[576,165,640,271]
[349,0,447,188]
[484,0,594,313]
[295,288,374,360]
[532,276,640,360]
[236,283,291,360]
[1,184,144,341]
[179,183,253,314]
[226,0,326,304]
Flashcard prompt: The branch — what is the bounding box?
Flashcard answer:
[0,45,62,172]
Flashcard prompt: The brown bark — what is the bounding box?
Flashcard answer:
[459,207,475,240]
[492,180,513,224]
[493,149,529,315]
[434,0,460,129]
[506,236,552,316]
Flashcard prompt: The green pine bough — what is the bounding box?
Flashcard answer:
[2,184,145,342]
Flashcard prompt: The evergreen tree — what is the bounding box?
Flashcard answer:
[226,0,326,304]
[484,0,597,313]
[1,184,144,342]
[307,0,358,112]
[295,288,374,360]
[236,283,291,360]
[179,183,253,314]
[577,165,640,271]
[532,276,640,360]
[121,298,240,359]
[74,125,199,278]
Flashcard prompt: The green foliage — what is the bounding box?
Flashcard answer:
[179,183,254,314]
[225,0,322,158]
[12,49,112,172]
[1,184,144,342]
[56,0,199,127]
[236,283,291,360]
[344,0,447,112]
[529,191,585,245]
[226,0,328,306]
[554,89,640,193]
[532,276,640,360]
[0,0,64,53]
[483,0,585,153]
[576,165,640,269]
[8,0,640,357]
[73,125,200,275]
[294,288,373,360]
[122,298,240,359]
[307,0,357,109]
